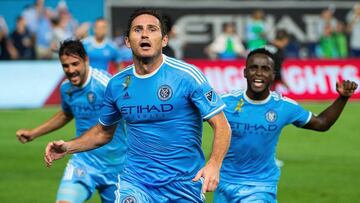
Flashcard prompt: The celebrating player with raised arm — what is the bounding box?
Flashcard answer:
[16,39,127,203]
[45,8,231,203]
[214,48,358,203]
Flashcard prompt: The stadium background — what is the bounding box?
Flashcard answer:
[1,0,360,202]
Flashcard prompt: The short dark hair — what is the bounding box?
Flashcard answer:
[58,39,87,60]
[126,8,166,37]
[246,48,275,66]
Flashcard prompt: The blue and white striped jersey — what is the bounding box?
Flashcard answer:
[99,55,225,186]
[220,90,312,186]
[60,67,127,173]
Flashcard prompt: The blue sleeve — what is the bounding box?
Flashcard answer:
[98,81,122,126]
[189,73,225,120]
[286,102,312,127]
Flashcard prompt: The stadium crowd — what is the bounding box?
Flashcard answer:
[1,1,360,64]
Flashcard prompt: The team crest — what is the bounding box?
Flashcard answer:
[265,110,277,122]
[158,85,172,101]
[204,90,217,104]
[122,196,137,203]
[75,168,85,177]
[87,91,96,104]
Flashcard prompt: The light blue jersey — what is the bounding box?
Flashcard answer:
[214,90,311,203]
[99,55,225,187]
[220,90,312,185]
[59,67,127,202]
[60,67,127,173]
[82,37,119,71]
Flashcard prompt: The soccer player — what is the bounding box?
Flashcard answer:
[82,18,119,72]
[44,8,231,203]
[214,48,358,203]
[16,39,127,203]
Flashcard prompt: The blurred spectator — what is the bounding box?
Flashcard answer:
[347,3,360,57]
[162,15,175,57]
[0,16,9,36]
[35,8,55,59]
[246,9,267,50]
[21,0,48,35]
[0,26,18,60]
[205,22,246,60]
[82,18,119,72]
[333,21,348,58]
[56,0,78,38]
[316,23,338,58]
[113,28,132,71]
[318,8,337,39]
[50,16,69,58]
[264,29,290,88]
[10,16,36,59]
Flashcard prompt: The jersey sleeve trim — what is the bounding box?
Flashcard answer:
[165,58,206,85]
[299,111,313,127]
[203,104,226,120]
[98,118,121,127]
[166,57,207,82]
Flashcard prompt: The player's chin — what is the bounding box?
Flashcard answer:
[250,85,267,93]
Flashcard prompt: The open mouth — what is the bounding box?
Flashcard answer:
[140,42,151,48]
[253,79,264,88]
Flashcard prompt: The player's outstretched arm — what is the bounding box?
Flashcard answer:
[44,123,116,167]
[303,80,358,131]
[16,111,73,143]
[193,112,231,193]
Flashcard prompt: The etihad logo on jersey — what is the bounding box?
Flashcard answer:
[229,121,278,132]
[120,104,173,114]
[72,104,103,113]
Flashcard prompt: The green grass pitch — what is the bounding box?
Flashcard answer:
[0,102,359,202]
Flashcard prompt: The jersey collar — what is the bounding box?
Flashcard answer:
[133,54,166,79]
[79,66,92,89]
[244,90,272,105]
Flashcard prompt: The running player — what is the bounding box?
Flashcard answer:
[44,8,231,203]
[214,48,358,203]
[16,39,127,203]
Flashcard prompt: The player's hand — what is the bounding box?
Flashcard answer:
[336,80,358,97]
[192,160,221,193]
[16,129,34,143]
[44,140,68,167]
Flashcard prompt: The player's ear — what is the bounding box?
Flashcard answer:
[244,67,248,78]
[162,34,169,48]
[125,36,131,48]
[85,56,90,66]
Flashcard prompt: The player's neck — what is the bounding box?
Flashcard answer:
[246,89,270,101]
[133,54,164,75]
